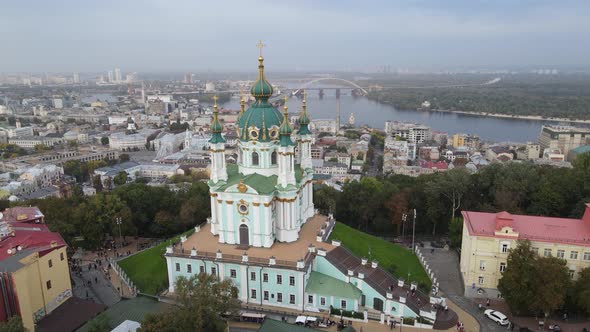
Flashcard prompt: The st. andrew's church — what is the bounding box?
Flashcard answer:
[164,49,456,329]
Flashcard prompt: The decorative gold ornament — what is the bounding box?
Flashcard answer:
[237,179,248,193]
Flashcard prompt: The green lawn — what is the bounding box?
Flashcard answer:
[329,222,431,291]
[118,230,193,295]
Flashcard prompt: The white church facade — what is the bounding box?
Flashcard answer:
[164,52,457,329]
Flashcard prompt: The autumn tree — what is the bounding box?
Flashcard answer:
[425,168,470,235]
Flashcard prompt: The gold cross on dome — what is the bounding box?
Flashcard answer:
[213,95,218,106]
[256,40,265,57]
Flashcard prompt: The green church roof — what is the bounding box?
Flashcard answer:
[238,56,284,142]
[279,98,294,146]
[215,164,304,194]
[297,94,312,136]
[209,96,225,144]
[305,271,362,300]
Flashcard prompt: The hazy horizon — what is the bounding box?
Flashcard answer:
[2,0,590,73]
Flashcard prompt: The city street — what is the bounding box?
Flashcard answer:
[420,245,506,332]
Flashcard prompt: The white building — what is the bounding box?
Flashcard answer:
[384,121,431,144]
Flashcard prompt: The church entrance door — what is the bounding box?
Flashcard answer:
[239,224,249,246]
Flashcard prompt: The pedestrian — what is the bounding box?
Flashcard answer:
[85,290,88,298]
[95,277,98,284]
[390,320,394,330]
[360,327,363,332]
[486,298,490,307]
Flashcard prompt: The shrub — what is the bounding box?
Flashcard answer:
[403,317,415,325]
[329,306,365,320]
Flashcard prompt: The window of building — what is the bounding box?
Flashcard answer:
[479,261,486,271]
[175,263,180,272]
[308,295,314,304]
[251,271,256,281]
[187,264,192,273]
[569,270,575,279]
[532,247,539,255]
[271,151,277,165]
[478,276,484,285]
[199,265,205,274]
[341,300,347,308]
[48,259,53,268]
[320,297,326,306]
[252,152,259,166]
[571,251,579,260]
[499,263,506,273]
[289,275,295,286]
[230,269,237,278]
[251,289,257,299]
[264,291,269,301]
[277,293,283,303]
[60,252,64,261]
[290,294,296,304]
[46,280,52,290]
[557,250,565,259]
[501,243,509,253]
[263,273,268,283]
[584,252,590,261]
[544,249,552,257]
[277,274,282,285]
[211,267,217,275]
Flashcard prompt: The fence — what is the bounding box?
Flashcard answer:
[108,256,138,297]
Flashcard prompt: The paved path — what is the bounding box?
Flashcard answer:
[72,264,121,307]
[420,246,505,332]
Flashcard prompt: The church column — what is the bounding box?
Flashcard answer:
[226,201,235,244]
[210,195,218,235]
[253,202,261,247]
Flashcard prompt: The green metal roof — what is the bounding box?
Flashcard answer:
[258,319,323,332]
[250,57,273,99]
[238,100,283,142]
[77,296,171,332]
[305,271,362,300]
[297,98,312,136]
[571,145,590,155]
[214,164,304,194]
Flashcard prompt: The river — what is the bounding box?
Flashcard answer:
[221,86,590,143]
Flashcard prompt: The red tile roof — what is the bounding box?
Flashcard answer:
[1,206,44,224]
[0,222,66,261]
[462,204,590,247]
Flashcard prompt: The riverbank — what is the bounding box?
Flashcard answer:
[430,109,590,125]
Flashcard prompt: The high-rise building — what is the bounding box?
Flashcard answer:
[384,121,431,144]
[73,72,80,84]
[114,68,122,82]
[184,73,193,84]
[107,71,114,82]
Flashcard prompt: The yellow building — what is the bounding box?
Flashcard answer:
[0,221,72,331]
[452,134,465,148]
[460,204,590,298]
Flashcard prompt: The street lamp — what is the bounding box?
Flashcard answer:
[402,213,407,243]
[115,217,123,249]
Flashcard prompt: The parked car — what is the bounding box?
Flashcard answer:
[583,328,590,332]
[484,309,510,326]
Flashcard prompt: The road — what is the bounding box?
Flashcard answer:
[420,245,506,332]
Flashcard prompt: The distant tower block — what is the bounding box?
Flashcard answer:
[349,113,355,126]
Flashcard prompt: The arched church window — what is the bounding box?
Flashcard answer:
[252,152,259,166]
[271,151,277,165]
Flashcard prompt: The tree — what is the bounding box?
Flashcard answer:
[573,267,590,315]
[34,144,50,153]
[86,315,110,332]
[140,273,239,332]
[114,171,128,186]
[119,153,130,162]
[425,169,470,235]
[530,256,569,317]
[93,175,103,192]
[313,185,339,215]
[448,217,463,248]
[101,136,109,145]
[386,190,409,235]
[0,316,25,332]
[498,240,537,314]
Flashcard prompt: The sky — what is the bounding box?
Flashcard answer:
[1,0,590,73]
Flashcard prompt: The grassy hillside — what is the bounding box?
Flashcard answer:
[118,230,193,295]
[329,222,431,291]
